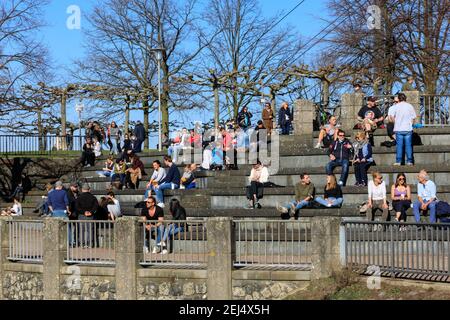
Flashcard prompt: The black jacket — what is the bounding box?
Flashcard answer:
[74,192,99,217]
[161,164,181,185]
[236,111,253,129]
[170,206,187,229]
[278,107,293,126]
[328,138,353,161]
[134,123,146,141]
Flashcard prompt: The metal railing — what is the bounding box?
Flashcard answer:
[233,220,311,270]
[65,221,115,265]
[140,220,207,268]
[420,94,450,126]
[342,221,450,281]
[7,220,43,263]
[0,135,85,155]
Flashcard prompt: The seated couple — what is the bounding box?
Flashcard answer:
[277,174,343,220]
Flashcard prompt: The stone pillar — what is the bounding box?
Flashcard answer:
[43,218,67,300]
[403,91,421,122]
[293,99,314,147]
[340,93,364,132]
[115,217,142,300]
[311,217,342,280]
[207,217,234,300]
[0,217,10,300]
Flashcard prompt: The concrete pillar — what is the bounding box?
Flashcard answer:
[293,99,315,147]
[115,217,142,300]
[0,217,11,300]
[43,218,67,300]
[340,93,364,132]
[207,217,234,300]
[311,217,342,280]
[403,91,421,122]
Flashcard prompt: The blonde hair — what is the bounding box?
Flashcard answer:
[372,171,382,179]
[326,175,337,190]
[355,131,366,141]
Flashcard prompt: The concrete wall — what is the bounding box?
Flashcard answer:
[0,216,342,300]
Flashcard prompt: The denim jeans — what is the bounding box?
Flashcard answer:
[111,138,119,155]
[284,200,310,218]
[111,173,126,185]
[281,123,291,135]
[162,224,184,242]
[315,197,343,208]
[145,225,164,248]
[52,210,68,218]
[154,183,179,204]
[413,200,437,223]
[354,162,372,185]
[395,131,413,164]
[326,159,350,186]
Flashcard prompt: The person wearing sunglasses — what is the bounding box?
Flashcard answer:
[326,129,353,187]
[367,172,389,231]
[141,196,165,254]
[391,173,411,229]
[413,170,438,223]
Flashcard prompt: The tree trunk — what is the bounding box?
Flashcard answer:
[37,108,44,152]
[214,83,219,130]
[60,89,67,150]
[143,98,150,150]
[124,95,130,135]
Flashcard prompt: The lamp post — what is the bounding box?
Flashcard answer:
[75,101,84,150]
[150,48,164,151]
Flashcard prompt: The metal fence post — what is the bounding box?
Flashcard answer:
[339,223,347,267]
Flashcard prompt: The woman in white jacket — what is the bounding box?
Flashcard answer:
[245,160,269,209]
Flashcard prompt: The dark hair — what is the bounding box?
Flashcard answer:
[395,173,408,188]
[338,129,346,136]
[146,196,156,204]
[107,191,115,198]
[169,198,181,214]
[100,196,110,207]
[300,172,309,180]
[398,93,407,102]
[163,155,172,163]
[153,160,161,166]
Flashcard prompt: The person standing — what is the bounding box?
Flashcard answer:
[74,184,99,248]
[278,102,292,135]
[326,130,353,186]
[66,182,79,246]
[401,76,415,92]
[388,93,417,166]
[133,120,146,153]
[413,170,438,223]
[367,172,389,231]
[109,121,121,155]
[47,181,70,218]
[262,102,274,135]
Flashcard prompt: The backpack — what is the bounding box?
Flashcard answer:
[436,201,450,216]
[412,132,423,146]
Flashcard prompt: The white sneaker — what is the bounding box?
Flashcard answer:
[157,203,165,208]
[327,203,333,207]
[143,246,149,254]
[161,249,168,255]
[152,247,158,254]
[157,241,166,247]
[372,225,378,232]
[276,204,288,214]
[338,181,344,186]
[314,142,321,149]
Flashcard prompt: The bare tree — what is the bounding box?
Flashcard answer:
[202,0,303,119]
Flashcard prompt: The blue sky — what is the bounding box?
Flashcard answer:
[41,0,330,146]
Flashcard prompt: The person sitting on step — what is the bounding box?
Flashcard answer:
[315,115,340,149]
[391,173,411,230]
[326,129,353,187]
[245,160,269,209]
[277,173,315,220]
[314,175,343,208]
[413,170,438,224]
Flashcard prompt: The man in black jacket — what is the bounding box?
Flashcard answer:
[326,130,353,186]
[278,102,292,135]
[133,120,146,153]
[74,184,99,247]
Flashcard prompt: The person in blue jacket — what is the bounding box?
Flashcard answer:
[154,156,181,208]
[278,102,292,135]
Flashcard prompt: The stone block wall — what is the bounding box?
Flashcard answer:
[3,271,43,300]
